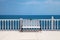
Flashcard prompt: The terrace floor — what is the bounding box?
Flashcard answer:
[0,31,60,40]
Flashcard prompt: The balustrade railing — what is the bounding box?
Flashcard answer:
[0,16,60,31]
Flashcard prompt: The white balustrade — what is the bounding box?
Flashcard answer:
[0,16,60,31]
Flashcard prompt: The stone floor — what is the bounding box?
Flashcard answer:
[0,31,60,40]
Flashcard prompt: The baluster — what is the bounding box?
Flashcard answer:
[0,20,1,30]
[5,20,6,30]
[1,20,2,30]
[8,20,9,30]
[13,20,14,30]
[44,20,45,30]
[18,20,19,30]
[57,20,58,30]
[14,20,16,30]
[55,20,56,30]
[53,20,56,30]
[41,20,42,30]
[49,20,50,30]
[51,16,54,30]
[46,20,47,30]
[53,20,55,30]
[3,20,4,30]
[6,20,7,30]
[10,20,11,30]
[20,18,23,31]
[2,20,3,30]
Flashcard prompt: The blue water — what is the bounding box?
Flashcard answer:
[0,15,60,19]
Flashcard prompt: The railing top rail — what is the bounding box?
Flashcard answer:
[0,19,19,21]
[0,19,60,21]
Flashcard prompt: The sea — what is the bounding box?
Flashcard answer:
[0,15,60,19]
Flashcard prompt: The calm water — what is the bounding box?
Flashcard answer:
[0,15,60,19]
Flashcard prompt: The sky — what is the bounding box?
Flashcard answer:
[0,0,60,15]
